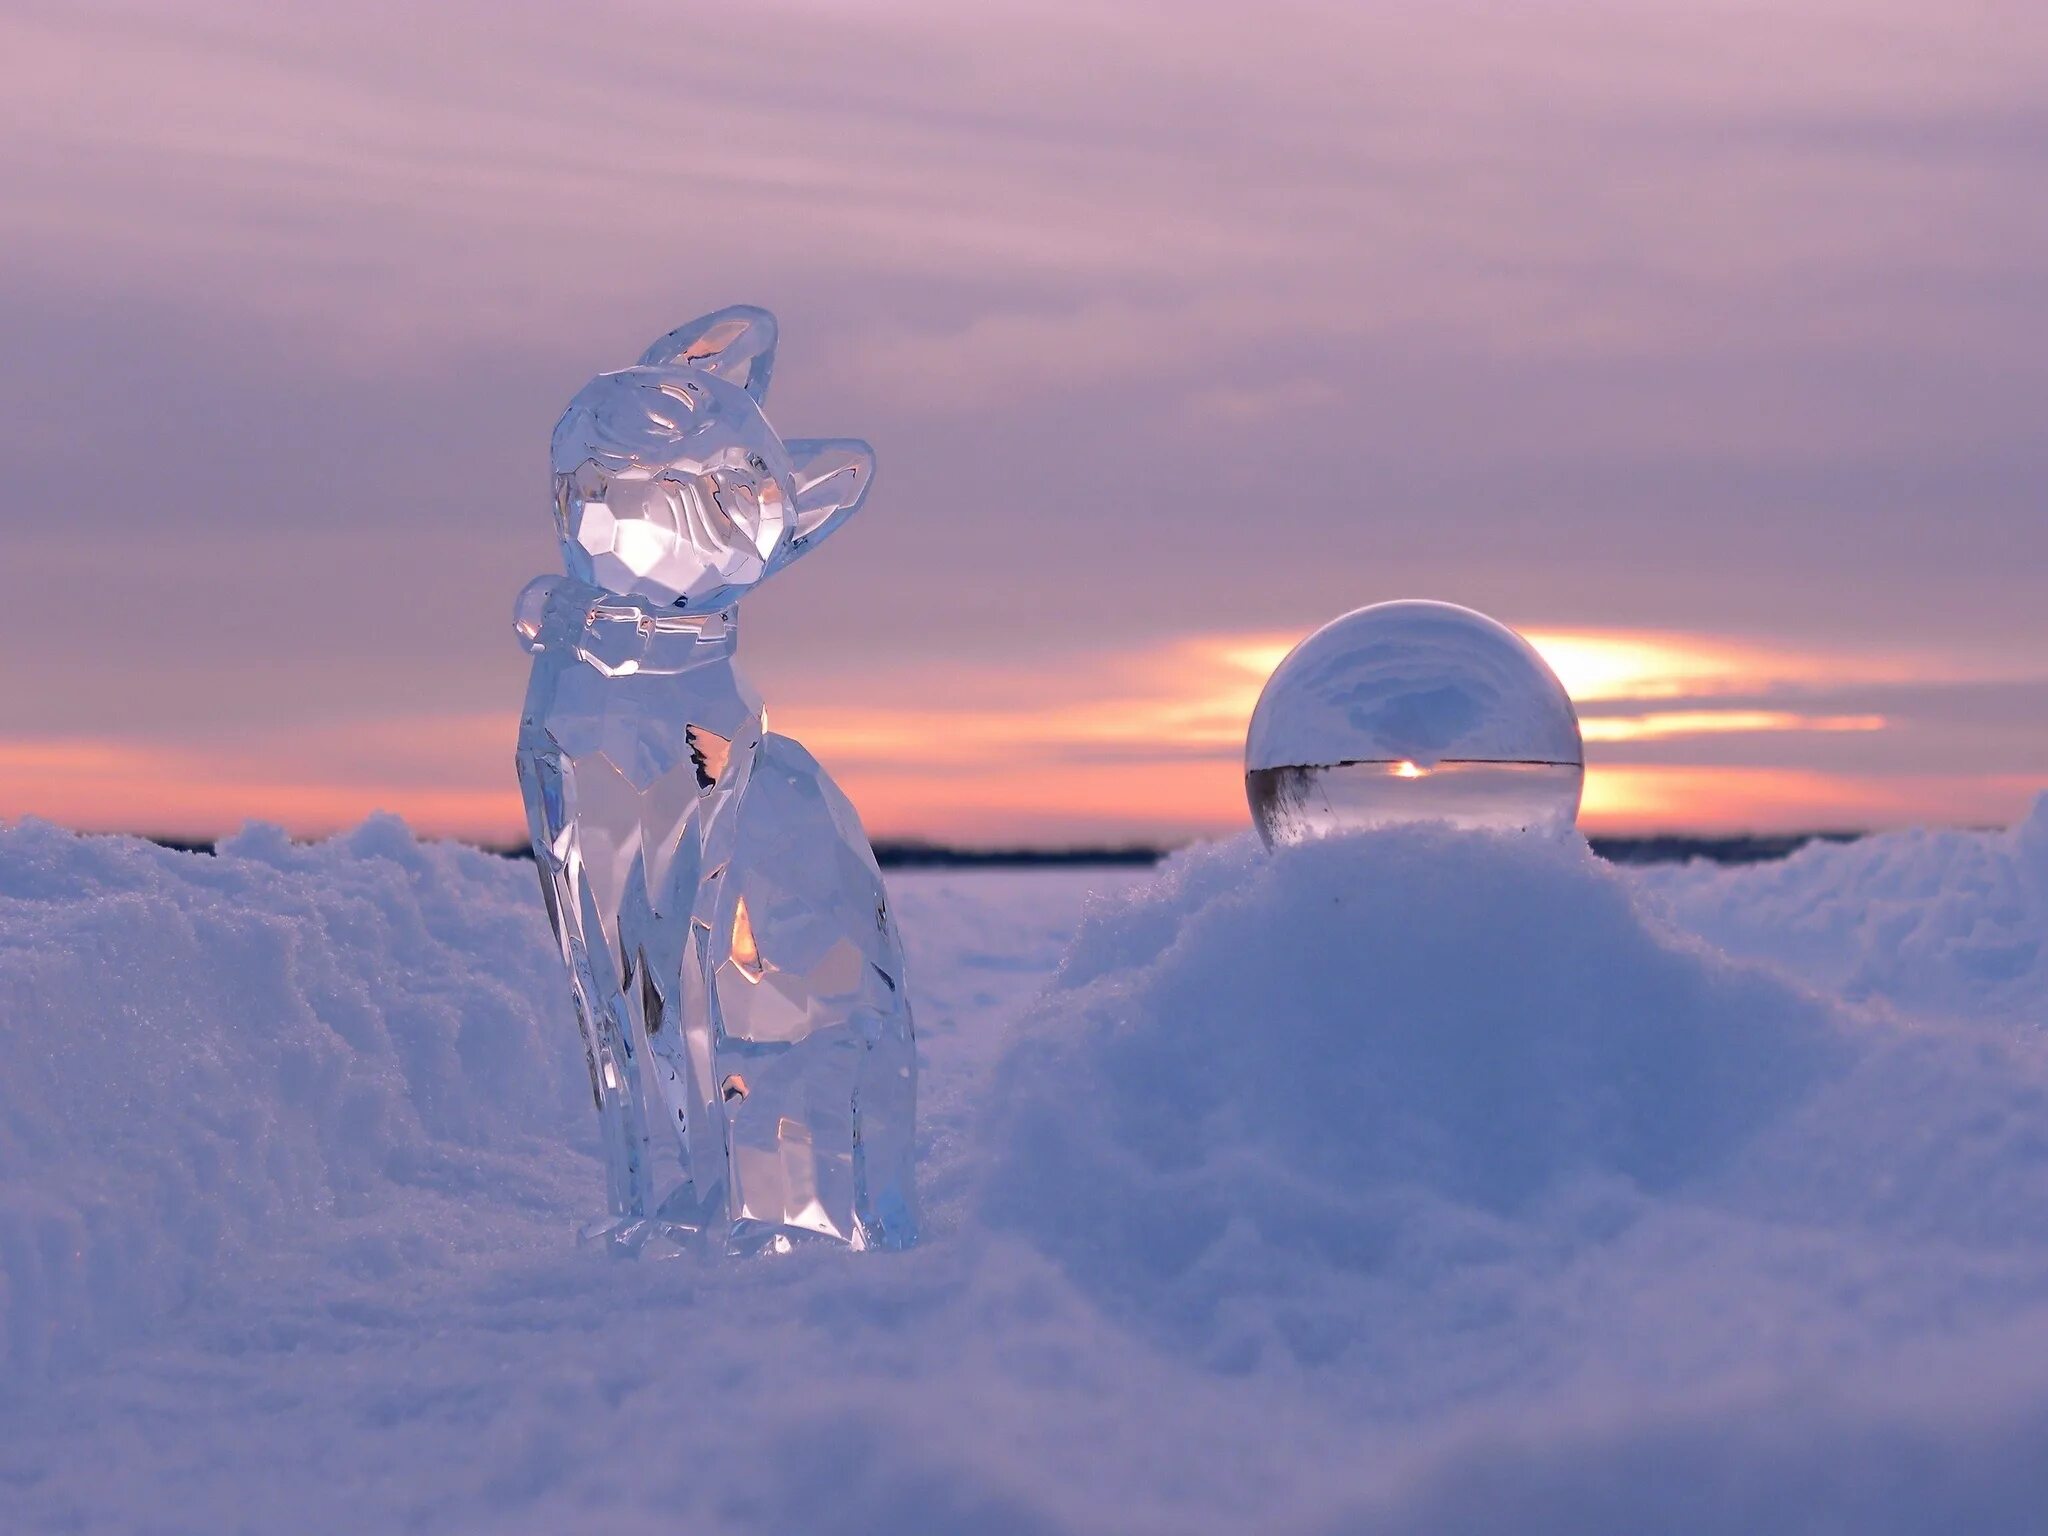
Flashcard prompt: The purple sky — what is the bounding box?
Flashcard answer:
[4,0,2045,840]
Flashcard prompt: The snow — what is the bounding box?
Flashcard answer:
[1634,808,2048,1026]
[2,798,2046,1532]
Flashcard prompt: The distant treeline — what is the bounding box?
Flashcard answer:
[144,832,1868,868]
[873,834,1873,868]
[1587,831,1864,866]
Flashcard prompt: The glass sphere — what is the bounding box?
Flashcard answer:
[1245,600,1583,848]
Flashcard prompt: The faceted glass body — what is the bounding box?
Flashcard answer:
[515,307,914,1253]
[1246,601,1584,847]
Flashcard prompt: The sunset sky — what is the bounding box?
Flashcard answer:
[4,0,2045,844]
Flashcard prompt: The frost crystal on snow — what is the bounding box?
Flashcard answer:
[1245,600,1584,847]
[514,306,916,1253]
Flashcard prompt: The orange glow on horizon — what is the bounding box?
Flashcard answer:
[0,735,523,843]
[1,623,2038,845]
[1579,711,1888,743]
[7,737,2035,849]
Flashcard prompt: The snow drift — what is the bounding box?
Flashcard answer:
[1638,793,2048,1026]
[984,828,1853,1368]
[0,815,588,1376]
[3,802,2048,1533]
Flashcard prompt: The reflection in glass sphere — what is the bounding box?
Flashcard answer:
[1245,601,1584,848]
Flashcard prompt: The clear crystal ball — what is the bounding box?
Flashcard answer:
[1245,600,1584,848]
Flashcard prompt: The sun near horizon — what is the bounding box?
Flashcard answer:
[4,622,2035,848]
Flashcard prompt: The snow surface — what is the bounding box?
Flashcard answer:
[2,799,2046,1533]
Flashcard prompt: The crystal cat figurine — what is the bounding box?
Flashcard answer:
[513,306,917,1254]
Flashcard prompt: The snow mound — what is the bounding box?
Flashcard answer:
[1637,791,2048,1025]
[6,812,2048,1532]
[0,816,586,1379]
[983,829,1856,1365]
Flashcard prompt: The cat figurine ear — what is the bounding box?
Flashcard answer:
[639,305,778,401]
[782,438,876,554]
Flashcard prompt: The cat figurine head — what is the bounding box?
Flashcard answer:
[549,306,875,611]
